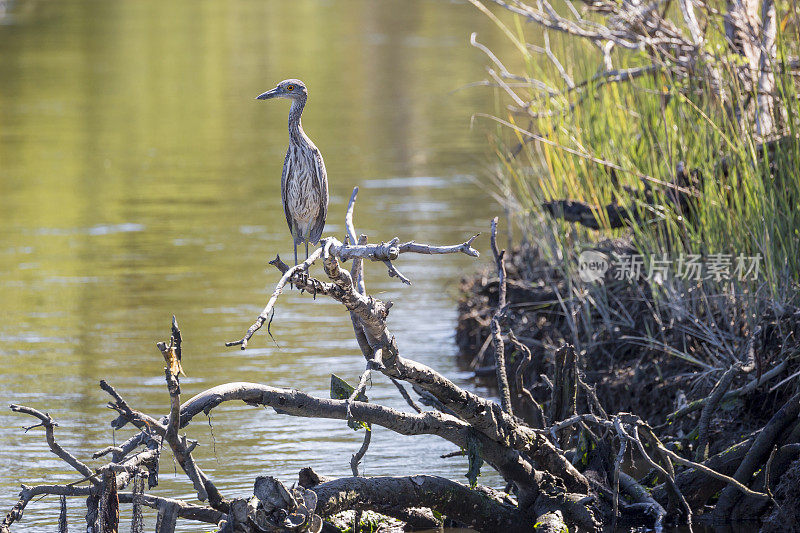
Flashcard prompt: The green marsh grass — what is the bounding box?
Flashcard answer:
[480,9,800,368]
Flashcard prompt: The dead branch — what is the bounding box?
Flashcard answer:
[1,437,160,533]
[619,420,693,524]
[100,380,164,434]
[154,323,227,511]
[122,493,223,524]
[490,217,514,416]
[549,345,578,439]
[695,363,741,461]
[312,475,529,532]
[226,228,479,350]
[350,427,371,477]
[177,380,523,478]
[287,224,591,523]
[260,234,592,502]
[226,246,325,349]
[667,359,788,420]
[713,391,800,521]
[390,377,422,413]
[508,330,546,428]
[7,405,95,483]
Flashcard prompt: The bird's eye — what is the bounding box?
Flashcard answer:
[286,85,294,91]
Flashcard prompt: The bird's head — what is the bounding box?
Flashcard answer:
[256,79,307,101]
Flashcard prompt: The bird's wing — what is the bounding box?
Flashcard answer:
[281,148,295,239]
[309,148,329,245]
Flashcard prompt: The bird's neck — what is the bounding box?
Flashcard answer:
[287,96,310,146]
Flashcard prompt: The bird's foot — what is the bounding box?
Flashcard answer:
[294,268,310,292]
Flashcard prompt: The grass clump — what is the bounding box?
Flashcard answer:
[479,1,799,356]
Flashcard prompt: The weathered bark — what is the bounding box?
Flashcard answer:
[313,476,530,532]
[99,470,119,533]
[549,346,577,429]
[531,511,567,533]
[652,434,753,509]
[154,500,179,533]
[489,217,514,416]
[713,391,800,522]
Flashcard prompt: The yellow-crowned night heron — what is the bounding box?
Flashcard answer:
[257,79,329,265]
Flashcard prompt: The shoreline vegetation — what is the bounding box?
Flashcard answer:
[458,0,800,530]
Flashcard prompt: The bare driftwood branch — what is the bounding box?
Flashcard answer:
[178,381,511,469]
[225,246,325,349]
[713,391,800,521]
[667,359,788,420]
[490,217,514,416]
[390,378,422,414]
[101,379,164,434]
[123,492,224,524]
[695,364,740,461]
[313,475,529,532]
[508,331,546,428]
[154,321,227,511]
[226,230,479,349]
[7,405,96,482]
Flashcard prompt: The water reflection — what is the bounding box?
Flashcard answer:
[0,0,509,530]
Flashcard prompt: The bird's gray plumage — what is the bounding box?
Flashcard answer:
[257,79,328,264]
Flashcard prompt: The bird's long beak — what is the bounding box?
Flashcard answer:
[256,88,280,100]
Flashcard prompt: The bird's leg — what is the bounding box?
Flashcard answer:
[296,239,310,287]
[290,242,298,290]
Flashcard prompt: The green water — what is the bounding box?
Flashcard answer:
[0,0,515,530]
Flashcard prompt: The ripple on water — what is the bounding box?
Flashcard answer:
[32,223,146,236]
[361,175,471,189]
[0,1,507,530]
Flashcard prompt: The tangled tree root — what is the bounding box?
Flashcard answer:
[457,240,800,528]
